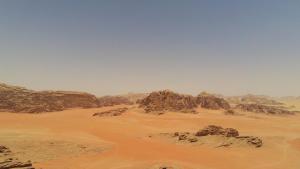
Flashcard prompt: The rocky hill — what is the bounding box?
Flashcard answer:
[0,83,98,113]
[139,90,197,113]
[196,92,231,110]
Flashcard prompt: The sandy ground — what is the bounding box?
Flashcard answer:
[1,104,300,169]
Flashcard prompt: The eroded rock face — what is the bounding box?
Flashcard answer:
[0,145,34,169]
[93,107,128,117]
[0,83,98,113]
[97,96,133,107]
[139,90,197,113]
[195,125,239,137]
[235,104,294,115]
[196,92,230,110]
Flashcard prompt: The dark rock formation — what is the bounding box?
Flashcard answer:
[93,107,128,117]
[139,90,197,113]
[235,103,294,115]
[0,145,34,169]
[195,125,239,137]
[0,159,34,169]
[97,96,133,107]
[196,92,230,110]
[164,125,262,148]
[0,83,98,113]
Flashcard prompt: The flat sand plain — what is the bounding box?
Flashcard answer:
[1,103,300,169]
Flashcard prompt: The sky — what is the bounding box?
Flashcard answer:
[0,0,299,96]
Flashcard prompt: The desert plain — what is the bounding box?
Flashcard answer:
[1,101,300,169]
[1,84,300,169]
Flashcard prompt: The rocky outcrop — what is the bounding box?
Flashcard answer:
[196,92,230,110]
[97,96,133,107]
[235,136,263,147]
[0,83,98,113]
[195,125,239,137]
[159,125,262,148]
[226,94,283,105]
[235,103,295,115]
[138,90,197,113]
[93,107,128,117]
[0,145,34,169]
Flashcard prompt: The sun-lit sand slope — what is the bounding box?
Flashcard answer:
[1,103,300,169]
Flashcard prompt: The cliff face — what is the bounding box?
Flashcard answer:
[0,83,98,113]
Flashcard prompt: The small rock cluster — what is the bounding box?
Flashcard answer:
[0,145,35,169]
[171,125,262,148]
[195,125,239,137]
[235,103,295,115]
[93,108,128,117]
[235,136,263,147]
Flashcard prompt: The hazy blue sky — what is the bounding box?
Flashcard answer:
[0,0,299,96]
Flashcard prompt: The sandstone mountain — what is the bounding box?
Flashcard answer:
[0,83,98,113]
[139,90,197,113]
[196,92,230,110]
